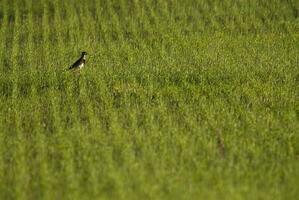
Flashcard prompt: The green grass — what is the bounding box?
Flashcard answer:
[0,0,298,199]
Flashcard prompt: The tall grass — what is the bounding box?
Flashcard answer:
[0,0,298,199]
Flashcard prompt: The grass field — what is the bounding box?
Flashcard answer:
[0,0,298,199]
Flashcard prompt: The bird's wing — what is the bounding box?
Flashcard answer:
[68,58,81,70]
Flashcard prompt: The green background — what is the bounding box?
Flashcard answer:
[0,0,298,199]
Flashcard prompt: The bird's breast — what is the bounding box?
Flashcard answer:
[79,63,84,69]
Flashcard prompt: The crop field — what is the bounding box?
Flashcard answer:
[0,0,298,199]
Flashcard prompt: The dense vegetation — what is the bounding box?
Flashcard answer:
[0,0,298,199]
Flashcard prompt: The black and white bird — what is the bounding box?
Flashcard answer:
[67,51,88,72]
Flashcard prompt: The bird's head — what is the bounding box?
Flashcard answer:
[81,51,88,59]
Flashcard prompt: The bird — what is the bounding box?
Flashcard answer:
[66,51,88,72]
